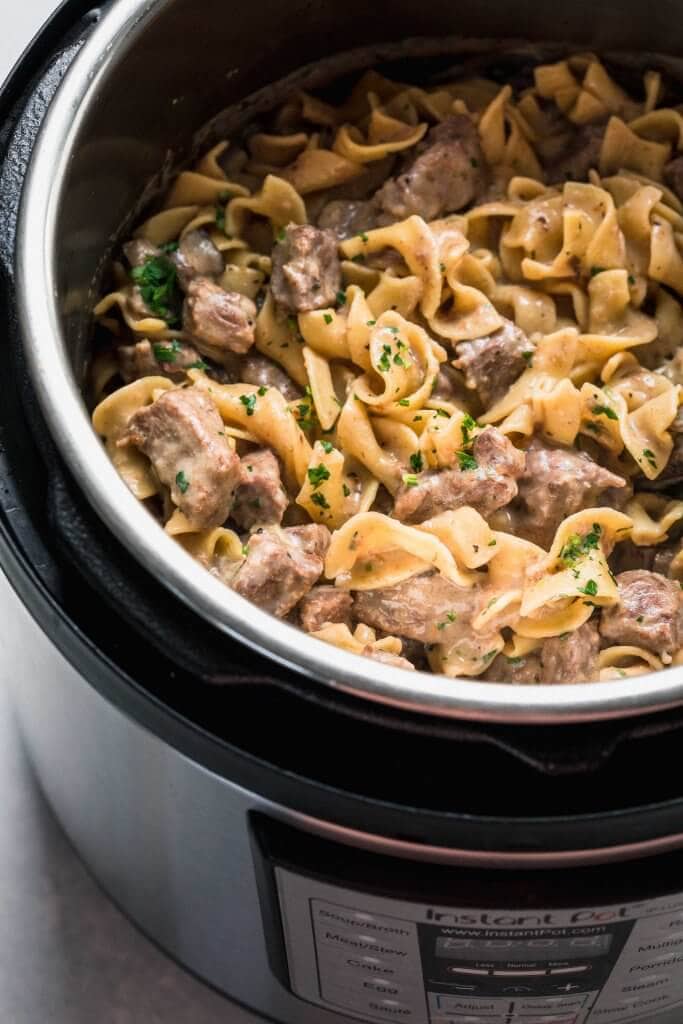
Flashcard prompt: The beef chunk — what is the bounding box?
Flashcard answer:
[123,238,160,268]
[393,427,525,524]
[183,279,256,356]
[239,354,301,401]
[299,586,353,632]
[375,115,485,222]
[484,652,543,684]
[540,621,600,683]
[117,338,201,383]
[453,319,533,409]
[664,156,683,203]
[610,540,679,578]
[512,441,628,548]
[231,449,288,530]
[270,223,341,313]
[546,123,604,183]
[172,229,223,290]
[119,388,240,529]
[362,647,415,671]
[600,570,683,656]
[232,524,330,617]
[318,199,378,241]
[353,572,473,645]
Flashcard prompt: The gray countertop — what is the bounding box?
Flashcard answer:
[1,5,261,1021]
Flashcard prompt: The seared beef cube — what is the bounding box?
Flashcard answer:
[353,572,472,645]
[270,223,341,312]
[117,338,201,383]
[299,586,353,632]
[239,354,301,401]
[123,238,160,267]
[317,199,378,241]
[546,123,604,183]
[600,570,683,656]
[362,647,415,670]
[375,115,484,222]
[393,427,525,524]
[232,449,288,530]
[454,319,533,409]
[512,442,628,548]
[484,652,544,684]
[172,229,223,290]
[183,279,256,356]
[664,156,683,203]
[119,388,240,529]
[232,524,330,617]
[540,621,600,683]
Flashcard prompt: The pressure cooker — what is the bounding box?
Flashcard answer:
[4,2,683,1022]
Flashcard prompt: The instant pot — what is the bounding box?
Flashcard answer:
[6,3,683,1022]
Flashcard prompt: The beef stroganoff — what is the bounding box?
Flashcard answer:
[91,53,683,683]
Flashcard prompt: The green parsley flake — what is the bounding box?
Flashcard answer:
[342,483,351,497]
[522,350,534,366]
[559,524,601,567]
[456,450,478,471]
[257,386,268,396]
[579,579,598,597]
[159,241,179,253]
[359,232,369,243]
[320,440,334,453]
[153,339,182,363]
[409,451,423,473]
[130,255,180,323]
[366,319,376,327]
[323,313,333,325]
[643,448,657,470]
[175,470,190,493]
[628,273,636,285]
[435,408,450,418]
[378,345,392,373]
[397,398,410,407]
[590,266,606,277]
[307,464,331,490]
[241,544,249,556]
[276,227,286,241]
[402,473,419,488]
[461,413,478,446]
[189,360,208,370]
[311,492,330,510]
[482,650,497,662]
[488,539,497,546]
[239,393,257,416]
[336,290,347,307]
[215,205,226,231]
[393,353,405,366]
[592,403,618,421]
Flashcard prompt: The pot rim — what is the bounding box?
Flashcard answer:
[16,0,683,724]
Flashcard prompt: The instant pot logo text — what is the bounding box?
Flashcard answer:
[423,904,654,928]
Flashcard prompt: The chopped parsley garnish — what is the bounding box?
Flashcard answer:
[287,315,298,333]
[560,523,602,567]
[336,290,347,307]
[359,232,369,243]
[377,345,392,372]
[311,492,330,510]
[323,313,333,325]
[590,265,606,277]
[320,440,334,453]
[130,255,180,323]
[488,538,497,546]
[153,339,182,363]
[239,393,257,416]
[456,450,478,471]
[276,227,286,242]
[366,319,376,327]
[160,241,179,253]
[592,403,618,421]
[579,579,598,597]
[439,262,446,273]
[506,656,523,666]
[342,483,351,497]
[307,464,331,489]
[435,408,450,418]
[628,273,636,285]
[296,400,317,432]
[482,650,497,662]
[351,254,365,264]
[175,470,190,493]
[409,451,423,473]
[241,544,249,556]
[215,205,226,231]
[402,473,419,488]
[437,620,447,630]
[257,386,268,396]
[397,398,410,407]
[189,359,208,370]
[522,350,534,365]
[643,448,657,470]
[585,421,601,433]
[461,413,478,446]
[393,352,406,366]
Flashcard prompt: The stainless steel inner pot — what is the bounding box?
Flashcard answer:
[17,0,683,724]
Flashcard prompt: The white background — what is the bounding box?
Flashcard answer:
[1,4,259,1021]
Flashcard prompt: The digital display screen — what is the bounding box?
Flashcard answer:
[435,934,613,962]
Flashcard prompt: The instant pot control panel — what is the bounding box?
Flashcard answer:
[254,818,683,1024]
